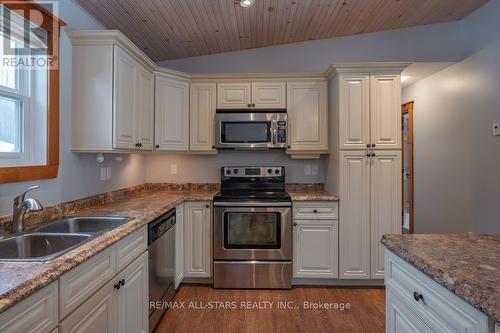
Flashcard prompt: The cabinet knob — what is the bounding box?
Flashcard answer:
[155,144,160,149]
[293,223,297,227]
[366,144,371,148]
[205,204,210,208]
[287,145,291,149]
[212,145,216,149]
[252,103,256,107]
[371,152,376,157]
[366,152,371,157]
[413,292,423,302]
[138,142,143,147]
[247,104,251,107]
[313,209,318,213]
[371,143,376,148]
[135,143,140,147]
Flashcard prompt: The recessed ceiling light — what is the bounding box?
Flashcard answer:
[240,0,255,8]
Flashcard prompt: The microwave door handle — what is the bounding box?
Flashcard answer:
[272,120,277,145]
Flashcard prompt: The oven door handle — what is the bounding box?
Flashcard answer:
[213,202,292,207]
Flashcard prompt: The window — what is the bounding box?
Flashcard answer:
[0,2,64,183]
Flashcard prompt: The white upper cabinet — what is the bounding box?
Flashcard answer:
[251,82,286,108]
[190,83,217,151]
[113,47,137,150]
[217,83,251,109]
[135,67,154,150]
[69,31,155,152]
[370,74,401,149]
[337,71,402,150]
[339,73,370,150]
[370,150,401,278]
[287,81,328,152]
[155,75,190,151]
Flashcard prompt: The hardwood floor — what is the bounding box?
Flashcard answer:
[155,285,385,333]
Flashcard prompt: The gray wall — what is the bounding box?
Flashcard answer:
[159,22,462,73]
[0,0,146,215]
[146,152,326,184]
[402,0,500,234]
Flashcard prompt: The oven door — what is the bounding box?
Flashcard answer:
[215,112,278,149]
[214,205,292,260]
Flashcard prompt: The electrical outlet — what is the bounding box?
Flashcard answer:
[493,123,500,136]
[106,167,112,180]
[312,165,319,176]
[304,165,312,176]
[171,164,178,174]
[100,168,106,181]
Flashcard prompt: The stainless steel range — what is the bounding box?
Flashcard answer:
[213,166,292,289]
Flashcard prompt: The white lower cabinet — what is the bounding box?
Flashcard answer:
[175,204,184,288]
[385,250,492,333]
[184,201,212,278]
[0,281,58,333]
[292,201,339,279]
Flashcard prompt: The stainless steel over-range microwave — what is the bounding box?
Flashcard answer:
[215,109,287,149]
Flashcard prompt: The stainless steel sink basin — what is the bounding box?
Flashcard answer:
[0,233,91,261]
[33,216,129,234]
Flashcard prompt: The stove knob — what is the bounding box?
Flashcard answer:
[275,169,280,175]
[233,169,239,174]
[267,168,273,174]
[226,169,231,175]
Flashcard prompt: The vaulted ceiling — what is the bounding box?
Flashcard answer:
[73,0,488,62]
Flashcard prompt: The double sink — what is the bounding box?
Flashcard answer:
[0,216,130,261]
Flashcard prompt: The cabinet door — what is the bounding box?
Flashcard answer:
[339,73,370,150]
[116,252,148,333]
[155,76,189,151]
[113,46,137,149]
[251,82,286,108]
[370,74,401,149]
[59,281,115,333]
[371,151,402,278]
[184,201,212,278]
[217,83,251,109]
[190,83,217,151]
[135,67,154,150]
[293,220,338,278]
[175,204,184,288]
[339,151,370,279]
[287,81,328,151]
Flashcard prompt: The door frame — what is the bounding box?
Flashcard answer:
[401,101,414,234]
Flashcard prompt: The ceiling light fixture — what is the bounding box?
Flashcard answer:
[240,0,255,8]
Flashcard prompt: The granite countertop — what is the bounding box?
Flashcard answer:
[0,188,217,314]
[288,190,339,201]
[381,234,500,323]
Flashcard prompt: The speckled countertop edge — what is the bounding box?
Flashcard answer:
[288,191,339,201]
[381,234,500,324]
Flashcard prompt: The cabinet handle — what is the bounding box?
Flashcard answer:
[212,145,215,149]
[366,144,371,148]
[371,143,376,148]
[135,143,140,147]
[114,279,125,290]
[366,152,371,157]
[155,144,160,149]
[138,143,143,147]
[252,103,256,107]
[293,223,297,227]
[413,292,423,302]
[205,204,210,208]
[313,209,318,213]
[247,103,251,107]
[371,152,376,157]
[287,145,291,149]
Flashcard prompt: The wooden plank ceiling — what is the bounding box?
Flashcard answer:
[74,0,488,61]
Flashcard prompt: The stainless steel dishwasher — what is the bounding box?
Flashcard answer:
[148,208,176,332]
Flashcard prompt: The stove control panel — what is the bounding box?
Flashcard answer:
[223,166,283,178]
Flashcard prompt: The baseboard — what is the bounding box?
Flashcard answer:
[181,277,213,285]
[292,278,385,287]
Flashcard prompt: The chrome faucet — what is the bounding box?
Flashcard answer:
[13,185,44,233]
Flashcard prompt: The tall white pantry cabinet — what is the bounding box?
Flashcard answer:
[326,65,404,280]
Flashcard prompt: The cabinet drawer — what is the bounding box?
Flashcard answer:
[385,250,489,333]
[60,246,116,319]
[116,226,147,272]
[0,281,58,333]
[293,201,338,220]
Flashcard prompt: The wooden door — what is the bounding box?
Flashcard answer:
[287,81,328,151]
[135,67,154,150]
[251,82,286,108]
[116,252,148,333]
[184,201,212,278]
[339,73,370,150]
[339,150,370,279]
[190,83,217,151]
[293,220,338,278]
[370,150,402,278]
[402,101,414,234]
[217,83,251,109]
[155,76,189,151]
[113,46,136,149]
[370,74,402,149]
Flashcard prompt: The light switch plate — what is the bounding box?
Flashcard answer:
[304,165,312,175]
[106,167,111,180]
[493,123,500,136]
[100,168,106,181]
[171,164,178,174]
[312,165,319,176]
